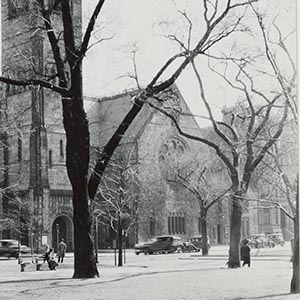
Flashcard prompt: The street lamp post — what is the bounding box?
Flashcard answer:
[93,210,102,263]
[56,224,59,253]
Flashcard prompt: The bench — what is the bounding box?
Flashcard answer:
[19,254,45,272]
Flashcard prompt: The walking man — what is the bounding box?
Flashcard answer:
[240,239,251,267]
[58,238,67,263]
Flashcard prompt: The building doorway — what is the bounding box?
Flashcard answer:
[52,216,73,252]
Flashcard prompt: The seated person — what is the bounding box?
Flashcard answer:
[48,248,58,271]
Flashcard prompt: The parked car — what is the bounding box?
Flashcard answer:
[187,236,211,250]
[181,241,201,253]
[134,235,183,255]
[266,233,285,246]
[0,239,31,259]
[0,239,19,258]
[248,234,266,248]
[20,245,32,254]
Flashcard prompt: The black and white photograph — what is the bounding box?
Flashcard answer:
[0,1,299,299]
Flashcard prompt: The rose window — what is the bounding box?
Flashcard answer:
[158,137,189,185]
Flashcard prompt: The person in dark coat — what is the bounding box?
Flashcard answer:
[240,239,251,267]
[58,239,67,263]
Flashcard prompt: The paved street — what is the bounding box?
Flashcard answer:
[0,244,298,300]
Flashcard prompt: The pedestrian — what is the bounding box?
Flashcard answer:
[43,244,50,263]
[58,238,67,263]
[240,239,251,267]
[48,248,58,270]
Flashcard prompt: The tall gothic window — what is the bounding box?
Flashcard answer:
[149,215,155,236]
[168,212,186,234]
[49,150,53,168]
[17,135,22,162]
[59,140,64,159]
[275,208,279,224]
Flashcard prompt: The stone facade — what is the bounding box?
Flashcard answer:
[87,88,231,247]
[0,0,81,252]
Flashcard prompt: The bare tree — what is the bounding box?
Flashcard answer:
[167,158,231,255]
[250,3,299,292]
[145,4,293,269]
[0,0,259,278]
[0,94,33,245]
[92,146,141,266]
[151,85,289,268]
[253,133,298,292]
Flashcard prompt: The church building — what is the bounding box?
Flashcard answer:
[0,1,231,251]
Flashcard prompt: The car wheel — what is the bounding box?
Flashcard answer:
[11,252,18,259]
[188,246,195,252]
[177,247,183,253]
[144,248,151,255]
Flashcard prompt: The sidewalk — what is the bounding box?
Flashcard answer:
[0,257,298,300]
[0,245,298,300]
[0,245,293,283]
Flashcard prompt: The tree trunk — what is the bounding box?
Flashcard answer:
[200,209,209,256]
[290,186,300,293]
[63,63,98,278]
[72,189,98,278]
[228,192,243,268]
[118,215,123,266]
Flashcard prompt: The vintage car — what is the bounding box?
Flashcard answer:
[248,234,277,248]
[134,235,183,255]
[0,239,31,259]
[266,233,285,246]
[248,234,266,248]
[0,239,19,258]
[187,236,211,250]
[181,241,201,252]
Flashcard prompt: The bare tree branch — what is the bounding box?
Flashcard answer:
[80,0,106,57]
[0,76,67,94]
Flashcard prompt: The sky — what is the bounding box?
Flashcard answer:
[0,0,298,127]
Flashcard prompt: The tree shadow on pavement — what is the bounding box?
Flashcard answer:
[233,292,293,299]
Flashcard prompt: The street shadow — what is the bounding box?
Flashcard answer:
[232,293,292,299]
[50,266,224,287]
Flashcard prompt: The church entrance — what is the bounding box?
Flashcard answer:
[52,216,73,252]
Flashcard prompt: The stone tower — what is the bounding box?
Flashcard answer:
[0,0,82,252]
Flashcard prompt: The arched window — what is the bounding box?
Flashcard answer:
[49,150,53,168]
